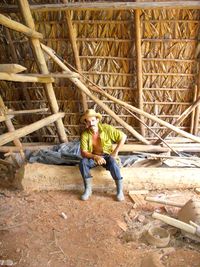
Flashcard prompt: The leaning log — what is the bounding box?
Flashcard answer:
[0,112,65,146]
[0,13,43,38]
[90,87,200,144]
[41,44,150,145]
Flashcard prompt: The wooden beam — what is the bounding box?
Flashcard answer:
[18,0,67,143]
[2,142,200,153]
[190,86,198,134]
[193,60,200,135]
[6,108,48,115]
[63,6,88,111]
[0,112,65,146]
[41,44,150,145]
[0,143,169,153]
[0,14,43,38]
[14,163,200,191]
[89,86,200,144]
[0,115,14,123]
[0,96,23,150]
[0,64,26,73]
[29,72,80,79]
[135,9,145,136]
[154,94,200,144]
[0,72,54,83]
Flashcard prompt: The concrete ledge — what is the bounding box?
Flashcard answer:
[13,162,200,191]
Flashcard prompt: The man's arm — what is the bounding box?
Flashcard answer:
[81,150,106,165]
[110,133,127,158]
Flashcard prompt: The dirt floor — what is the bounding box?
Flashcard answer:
[1,185,200,267]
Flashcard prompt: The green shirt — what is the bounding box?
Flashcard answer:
[80,123,124,154]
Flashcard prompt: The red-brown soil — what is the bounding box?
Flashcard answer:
[0,188,200,267]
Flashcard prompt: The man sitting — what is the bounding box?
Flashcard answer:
[79,109,127,201]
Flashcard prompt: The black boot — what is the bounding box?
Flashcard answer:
[81,178,92,201]
[115,179,124,201]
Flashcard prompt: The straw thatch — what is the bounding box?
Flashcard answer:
[0,1,200,144]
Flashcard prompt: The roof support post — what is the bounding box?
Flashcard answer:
[17,0,68,143]
[62,2,88,112]
[134,9,145,136]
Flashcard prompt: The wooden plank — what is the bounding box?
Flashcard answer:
[0,14,43,38]
[14,163,200,191]
[0,113,65,146]
[0,64,26,73]
[0,72,54,83]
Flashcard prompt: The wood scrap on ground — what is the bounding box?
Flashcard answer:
[129,190,149,208]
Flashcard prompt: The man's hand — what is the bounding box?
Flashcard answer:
[94,155,106,165]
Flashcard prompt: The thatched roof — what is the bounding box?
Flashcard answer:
[0,1,200,146]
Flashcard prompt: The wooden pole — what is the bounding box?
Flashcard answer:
[0,72,54,83]
[193,67,200,135]
[42,44,200,144]
[41,44,150,144]
[7,108,48,115]
[98,88,200,143]
[154,93,200,145]
[0,64,26,73]
[135,9,145,136]
[0,14,43,39]
[17,0,67,143]
[190,86,198,134]
[0,96,23,157]
[0,113,65,146]
[64,6,88,111]
[62,61,200,145]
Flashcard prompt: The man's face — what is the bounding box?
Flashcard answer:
[85,116,99,132]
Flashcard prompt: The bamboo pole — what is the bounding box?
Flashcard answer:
[135,9,145,136]
[0,14,43,39]
[18,0,67,143]
[63,5,88,111]
[41,44,149,145]
[0,113,65,146]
